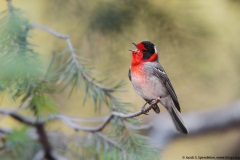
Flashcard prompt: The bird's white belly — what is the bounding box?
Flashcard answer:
[131,74,168,101]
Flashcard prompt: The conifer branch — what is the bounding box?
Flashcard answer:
[0,108,35,126]
[29,23,115,94]
[42,99,158,132]
[30,23,69,39]
[0,102,156,160]
[0,98,158,133]
[112,98,160,118]
[0,107,60,160]
[96,132,127,160]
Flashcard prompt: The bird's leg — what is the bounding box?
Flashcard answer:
[149,97,161,113]
[156,97,161,102]
[141,97,161,115]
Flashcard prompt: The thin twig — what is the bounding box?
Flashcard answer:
[30,23,68,39]
[43,114,108,123]
[0,98,159,133]
[46,114,113,132]
[0,108,35,126]
[112,98,160,118]
[42,99,156,132]
[0,96,32,122]
[44,98,159,132]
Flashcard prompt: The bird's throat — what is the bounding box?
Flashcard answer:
[131,53,158,66]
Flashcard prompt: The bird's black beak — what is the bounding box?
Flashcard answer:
[129,42,137,52]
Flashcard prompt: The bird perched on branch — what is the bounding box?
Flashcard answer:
[128,41,188,134]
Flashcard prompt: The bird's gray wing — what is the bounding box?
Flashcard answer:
[128,68,131,81]
[153,65,181,112]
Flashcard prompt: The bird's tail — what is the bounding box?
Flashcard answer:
[168,106,188,134]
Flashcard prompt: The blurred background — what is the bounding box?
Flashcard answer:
[1,0,240,159]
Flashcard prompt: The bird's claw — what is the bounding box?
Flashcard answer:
[143,110,149,115]
[141,109,149,115]
[152,97,161,104]
[141,102,149,115]
[141,97,161,115]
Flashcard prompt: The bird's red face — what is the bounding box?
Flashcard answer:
[130,41,158,66]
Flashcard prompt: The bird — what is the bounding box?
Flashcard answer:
[128,41,188,134]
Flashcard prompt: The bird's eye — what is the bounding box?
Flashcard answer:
[142,49,147,53]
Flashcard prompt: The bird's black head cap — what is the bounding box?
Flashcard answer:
[141,41,156,60]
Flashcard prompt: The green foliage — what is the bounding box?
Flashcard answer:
[94,134,123,160]
[5,128,29,152]
[0,128,40,160]
[51,50,126,112]
[124,132,159,160]
[0,5,42,103]
[112,118,159,160]
[0,7,41,80]
[63,130,159,160]
[30,94,58,117]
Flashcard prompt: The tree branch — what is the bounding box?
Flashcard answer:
[0,108,35,126]
[35,123,55,160]
[38,98,159,132]
[30,23,68,39]
[112,98,160,118]
[150,100,240,150]
[0,98,158,134]
[0,104,154,159]
[0,108,64,160]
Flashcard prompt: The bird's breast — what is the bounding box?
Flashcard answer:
[130,65,168,100]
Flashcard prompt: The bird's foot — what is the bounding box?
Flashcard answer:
[141,102,149,115]
[153,97,161,104]
[150,97,161,113]
[141,97,161,115]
